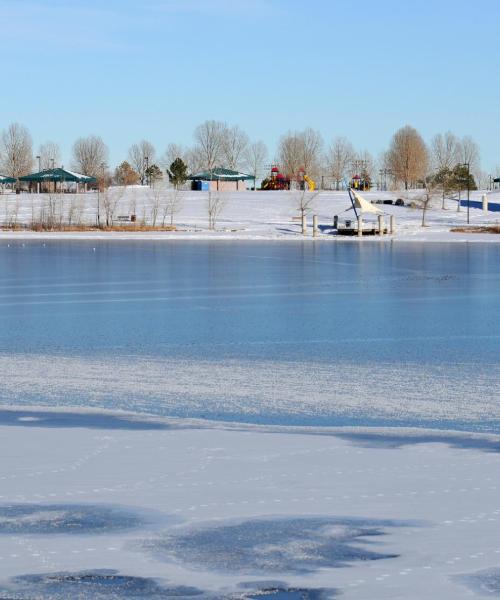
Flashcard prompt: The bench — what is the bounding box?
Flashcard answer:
[116,215,137,223]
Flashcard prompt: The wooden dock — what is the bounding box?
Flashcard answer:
[336,227,388,236]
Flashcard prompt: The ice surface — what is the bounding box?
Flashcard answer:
[0,408,172,430]
[0,570,205,599]
[336,431,500,453]
[1,241,499,433]
[0,570,336,599]
[147,516,404,575]
[245,589,334,599]
[457,568,500,596]
[0,419,499,598]
[0,504,165,535]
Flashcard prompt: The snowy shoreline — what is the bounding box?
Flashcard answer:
[1,230,500,243]
[1,188,499,243]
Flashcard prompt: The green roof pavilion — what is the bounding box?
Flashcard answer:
[188,167,253,181]
[18,168,97,193]
[19,168,97,184]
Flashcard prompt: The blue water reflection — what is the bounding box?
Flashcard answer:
[0,240,498,430]
[0,240,498,362]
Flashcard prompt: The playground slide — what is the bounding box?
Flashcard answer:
[304,175,315,191]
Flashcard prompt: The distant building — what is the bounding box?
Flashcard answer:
[188,168,253,192]
[18,168,97,193]
[0,174,16,191]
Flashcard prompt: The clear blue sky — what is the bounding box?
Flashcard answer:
[1,0,499,171]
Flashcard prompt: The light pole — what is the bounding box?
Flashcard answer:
[97,162,107,228]
[460,162,471,224]
[36,155,41,193]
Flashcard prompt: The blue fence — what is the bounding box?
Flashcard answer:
[460,199,500,212]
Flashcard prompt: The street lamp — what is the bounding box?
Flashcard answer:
[460,162,471,224]
[97,161,107,228]
[36,155,41,193]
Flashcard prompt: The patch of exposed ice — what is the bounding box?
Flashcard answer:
[145,516,407,575]
[0,504,168,535]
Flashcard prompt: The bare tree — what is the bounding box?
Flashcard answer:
[326,137,354,190]
[0,123,33,177]
[102,186,124,227]
[354,149,376,184]
[475,169,489,190]
[300,128,323,178]
[67,196,84,226]
[278,128,323,183]
[431,132,460,172]
[72,135,108,177]
[431,132,460,208]
[295,189,320,220]
[278,131,303,181]
[194,120,226,171]
[162,187,183,226]
[184,146,205,174]
[386,125,428,190]
[419,179,440,227]
[207,191,226,230]
[458,135,481,180]
[128,140,156,185]
[161,143,188,171]
[244,141,268,190]
[38,141,61,170]
[221,125,249,170]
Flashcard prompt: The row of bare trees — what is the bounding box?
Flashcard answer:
[0,120,489,191]
[0,123,109,180]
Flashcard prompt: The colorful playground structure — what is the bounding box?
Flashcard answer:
[350,174,371,191]
[262,166,290,190]
[300,169,316,191]
[261,166,316,191]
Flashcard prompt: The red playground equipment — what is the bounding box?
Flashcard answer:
[261,166,290,190]
[351,174,371,191]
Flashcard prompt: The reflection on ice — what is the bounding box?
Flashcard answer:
[336,431,500,454]
[246,588,334,599]
[0,504,165,535]
[0,570,336,599]
[0,408,171,431]
[458,567,500,596]
[147,516,406,575]
[0,570,204,599]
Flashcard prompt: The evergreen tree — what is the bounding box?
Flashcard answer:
[451,164,477,191]
[167,157,188,189]
[145,164,163,185]
[431,165,477,193]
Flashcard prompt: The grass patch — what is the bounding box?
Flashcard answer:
[2,224,178,232]
[451,226,500,234]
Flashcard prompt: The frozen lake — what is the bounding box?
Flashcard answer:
[1,240,500,599]
[0,239,499,432]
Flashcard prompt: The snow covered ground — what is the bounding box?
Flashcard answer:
[1,188,500,242]
[0,410,500,599]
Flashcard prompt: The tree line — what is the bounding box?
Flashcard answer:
[0,120,492,191]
